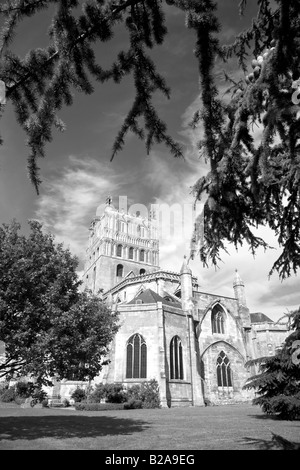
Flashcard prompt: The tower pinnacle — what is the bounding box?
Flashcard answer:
[233,269,247,308]
[233,268,244,288]
[180,255,192,274]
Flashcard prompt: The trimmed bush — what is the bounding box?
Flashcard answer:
[70,387,86,403]
[75,402,125,411]
[104,383,127,403]
[124,399,143,410]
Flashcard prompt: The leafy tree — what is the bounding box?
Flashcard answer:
[0,219,119,385]
[243,307,300,420]
[0,1,299,279]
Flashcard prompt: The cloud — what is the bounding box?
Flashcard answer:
[35,155,131,267]
[139,152,206,271]
[187,227,300,321]
[258,277,300,308]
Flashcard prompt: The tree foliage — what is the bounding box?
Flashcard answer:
[0,1,299,279]
[0,219,119,385]
[243,308,300,420]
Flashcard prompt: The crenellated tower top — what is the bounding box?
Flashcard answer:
[83,198,160,294]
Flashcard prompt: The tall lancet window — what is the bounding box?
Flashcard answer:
[128,247,134,260]
[216,351,232,388]
[126,334,147,379]
[211,304,225,334]
[117,244,122,257]
[170,336,184,380]
[116,264,123,277]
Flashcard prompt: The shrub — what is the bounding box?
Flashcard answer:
[14,381,47,403]
[126,379,161,409]
[0,382,9,398]
[0,387,16,402]
[87,383,126,403]
[140,380,161,408]
[104,383,127,403]
[70,387,86,403]
[87,383,106,403]
[14,397,26,405]
[123,399,143,410]
[62,398,70,407]
[74,402,125,411]
[15,381,35,398]
[41,399,49,408]
[126,385,142,401]
[204,398,213,406]
[32,387,48,403]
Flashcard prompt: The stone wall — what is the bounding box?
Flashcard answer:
[200,341,253,405]
[251,323,288,357]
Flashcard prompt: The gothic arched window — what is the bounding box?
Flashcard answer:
[216,351,232,387]
[211,304,225,334]
[116,264,123,277]
[117,244,122,257]
[126,334,147,379]
[140,268,146,275]
[170,336,184,380]
[140,249,145,262]
[129,247,134,260]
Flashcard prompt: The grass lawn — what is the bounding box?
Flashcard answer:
[0,402,299,451]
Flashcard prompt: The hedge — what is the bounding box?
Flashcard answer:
[74,402,126,411]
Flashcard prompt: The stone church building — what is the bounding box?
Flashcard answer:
[79,200,288,407]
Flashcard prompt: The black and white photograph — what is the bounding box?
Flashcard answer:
[0,0,299,454]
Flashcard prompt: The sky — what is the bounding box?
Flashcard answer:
[0,1,299,322]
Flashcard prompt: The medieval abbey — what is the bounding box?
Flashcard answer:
[80,199,289,407]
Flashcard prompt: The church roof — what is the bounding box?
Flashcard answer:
[104,269,199,297]
[250,312,274,323]
[127,288,181,307]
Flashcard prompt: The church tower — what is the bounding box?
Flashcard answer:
[83,198,160,294]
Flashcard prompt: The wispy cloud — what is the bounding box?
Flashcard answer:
[35,155,129,267]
